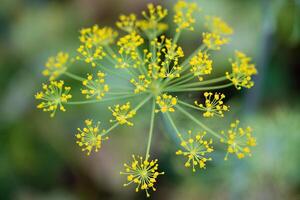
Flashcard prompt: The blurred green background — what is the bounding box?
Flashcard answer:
[0,0,300,199]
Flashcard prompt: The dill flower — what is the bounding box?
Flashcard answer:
[173,0,198,32]
[202,32,228,50]
[35,80,72,117]
[226,50,257,89]
[221,120,256,160]
[205,16,234,36]
[120,155,164,197]
[43,52,69,81]
[131,75,151,94]
[190,51,213,81]
[194,92,229,117]
[176,130,213,172]
[116,14,137,33]
[155,94,177,113]
[36,1,258,197]
[109,102,136,126]
[76,119,108,156]
[81,71,109,99]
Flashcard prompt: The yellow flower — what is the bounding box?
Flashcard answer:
[202,32,228,50]
[35,80,72,117]
[130,75,151,94]
[190,51,213,81]
[81,71,109,99]
[120,155,164,197]
[76,119,108,156]
[195,92,229,117]
[117,32,144,60]
[138,4,168,39]
[42,52,69,81]
[221,120,256,160]
[116,14,137,33]
[176,130,213,172]
[155,94,177,113]
[76,45,106,67]
[205,16,233,35]
[79,25,118,47]
[173,0,198,32]
[226,50,257,89]
[109,102,136,126]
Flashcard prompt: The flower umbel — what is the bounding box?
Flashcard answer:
[195,92,229,117]
[120,155,164,197]
[35,80,72,117]
[109,102,136,126]
[43,52,69,81]
[81,71,109,99]
[176,130,213,172]
[226,51,257,89]
[76,119,108,156]
[155,94,177,113]
[190,51,213,81]
[221,120,256,160]
[36,1,258,197]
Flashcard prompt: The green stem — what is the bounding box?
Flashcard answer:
[178,100,204,111]
[167,76,228,89]
[176,105,222,139]
[66,94,137,105]
[64,71,84,81]
[133,95,152,111]
[102,123,119,136]
[165,83,233,92]
[145,98,156,160]
[165,112,180,134]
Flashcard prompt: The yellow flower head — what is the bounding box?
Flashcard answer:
[155,94,177,113]
[176,130,213,172]
[43,52,69,81]
[221,120,256,160]
[226,50,257,89]
[202,32,228,51]
[130,75,151,94]
[190,51,213,81]
[109,102,136,126]
[116,14,137,33]
[205,16,234,35]
[79,25,118,47]
[117,32,144,60]
[195,92,229,117]
[35,80,72,117]
[173,0,198,32]
[81,71,109,99]
[76,119,108,156]
[120,155,164,197]
[76,45,106,67]
[142,4,168,22]
[137,20,168,39]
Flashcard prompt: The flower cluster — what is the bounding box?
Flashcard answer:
[35,0,257,197]
[35,80,72,117]
[81,71,109,99]
[109,102,136,126]
[43,52,69,81]
[195,92,229,117]
[76,119,108,155]
[221,120,256,160]
[120,155,164,197]
[176,130,213,172]
[226,51,257,89]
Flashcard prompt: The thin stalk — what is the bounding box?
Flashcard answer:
[167,76,228,89]
[66,94,137,105]
[133,95,152,111]
[165,83,233,92]
[64,71,84,81]
[178,100,204,111]
[176,105,222,139]
[102,123,119,136]
[145,98,156,160]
